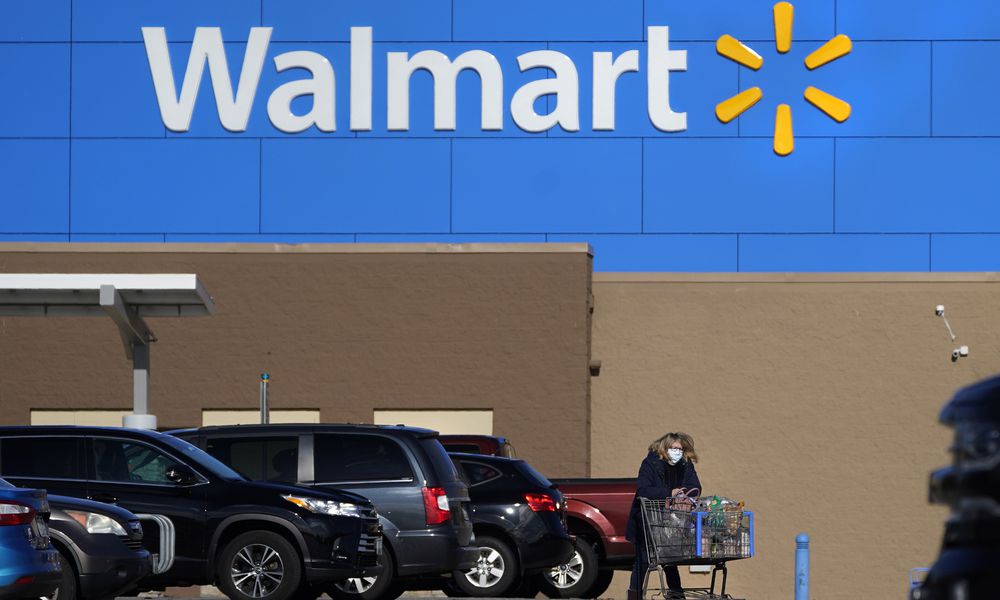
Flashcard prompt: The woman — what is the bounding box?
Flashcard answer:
[625,432,701,600]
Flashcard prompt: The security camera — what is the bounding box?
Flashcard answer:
[951,346,970,362]
[936,305,945,317]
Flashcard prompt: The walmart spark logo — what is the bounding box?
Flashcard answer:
[714,2,852,156]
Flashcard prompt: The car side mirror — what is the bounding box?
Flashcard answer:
[165,465,199,486]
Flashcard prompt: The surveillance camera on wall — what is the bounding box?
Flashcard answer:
[951,346,970,362]
[936,305,946,317]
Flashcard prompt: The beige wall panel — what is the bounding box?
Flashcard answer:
[202,409,321,426]
[373,409,493,435]
[590,278,999,600]
[0,245,592,477]
[30,410,130,426]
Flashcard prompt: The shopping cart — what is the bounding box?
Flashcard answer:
[638,497,755,599]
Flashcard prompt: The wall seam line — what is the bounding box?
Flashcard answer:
[258,139,263,233]
[67,1,73,236]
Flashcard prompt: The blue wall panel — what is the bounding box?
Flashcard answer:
[0,140,68,233]
[73,0,261,42]
[455,0,642,42]
[739,235,930,271]
[933,42,1000,136]
[265,0,450,42]
[0,44,69,137]
[452,139,641,233]
[932,235,1000,271]
[643,139,833,233]
[547,234,737,271]
[0,0,69,41]
[71,139,259,233]
[645,0,835,41]
[738,42,930,137]
[70,234,165,242]
[72,43,165,137]
[358,234,546,243]
[261,139,450,233]
[166,234,354,243]
[836,139,1000,234]
[838,0,1000,41]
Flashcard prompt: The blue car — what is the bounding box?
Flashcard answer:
[0,478,61,599]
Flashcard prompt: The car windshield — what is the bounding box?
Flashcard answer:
[159,435,245,481]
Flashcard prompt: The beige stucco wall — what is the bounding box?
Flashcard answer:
[591,274,1000,600]
[0,243,593,477]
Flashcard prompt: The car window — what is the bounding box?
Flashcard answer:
[315,434,413,482]
[0,437,85,480]
[443,443,481,454]
[459,461,503,487]
[159,435,244,481]
[92,438,182,484]
[205,437,299,482]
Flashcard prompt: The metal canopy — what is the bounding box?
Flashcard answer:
[0,274,216,429]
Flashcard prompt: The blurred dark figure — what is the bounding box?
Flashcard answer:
[912,375,1000,599]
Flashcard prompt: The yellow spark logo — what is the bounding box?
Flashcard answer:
[715,2,852,156]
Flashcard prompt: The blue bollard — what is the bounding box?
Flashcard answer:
[795,533,810,600]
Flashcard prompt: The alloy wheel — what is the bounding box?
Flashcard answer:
[546,550,584,589]
[334,576,378,594]
[230,543,284,598]
[464,546,506,589]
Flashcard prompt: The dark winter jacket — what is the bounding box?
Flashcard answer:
[625,451,702,543]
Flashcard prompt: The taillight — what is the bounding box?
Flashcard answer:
[0,502,36,526]
[524,493,557,512]
[422,487,451,525]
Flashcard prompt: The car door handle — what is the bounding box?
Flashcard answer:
[89,493,118,504]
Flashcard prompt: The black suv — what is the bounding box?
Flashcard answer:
[0,427,382,600]
[170,424,478,600]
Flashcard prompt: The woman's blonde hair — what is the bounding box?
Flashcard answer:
[649,432,698,463]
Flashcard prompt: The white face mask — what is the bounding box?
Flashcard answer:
[667,448,684,464]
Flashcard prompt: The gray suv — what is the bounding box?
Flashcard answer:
[170,424,477,600]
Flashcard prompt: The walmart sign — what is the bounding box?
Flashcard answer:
[2,0,1000,272]
[143,26,689,134]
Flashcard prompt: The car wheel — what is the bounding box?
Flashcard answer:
[327,547,402,600]
[216,531,302,600]
[451,535,519,597]
[537,539,598,598]
[41,553,77,600]
[584,569,615,599]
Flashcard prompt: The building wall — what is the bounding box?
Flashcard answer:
[590,274,1000,600]
[3,2,1000,271]
[0,243,594,477]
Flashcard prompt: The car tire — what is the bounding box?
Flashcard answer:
[327,546,402,600]
[537,539,598,599]
[451,535,519,597]
[216,531,303,600]
[584,569,615,599]
[41,552,77,600]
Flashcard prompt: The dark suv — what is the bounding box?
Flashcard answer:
[0,427,382,600]
[170,424,478,600]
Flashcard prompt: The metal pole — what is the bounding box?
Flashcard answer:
[259,372,270,424]
[795,533,810,600]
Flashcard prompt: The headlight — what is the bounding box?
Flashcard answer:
[282,495,365,518]
[65,511,128,535]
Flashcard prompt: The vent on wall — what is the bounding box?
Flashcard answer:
[373,410,493,435]
[31,410,131,426]
[202,409,321,426]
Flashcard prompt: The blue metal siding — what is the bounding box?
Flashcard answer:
[0,1,997,271]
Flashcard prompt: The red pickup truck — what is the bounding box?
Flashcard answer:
[440,435,637,599]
